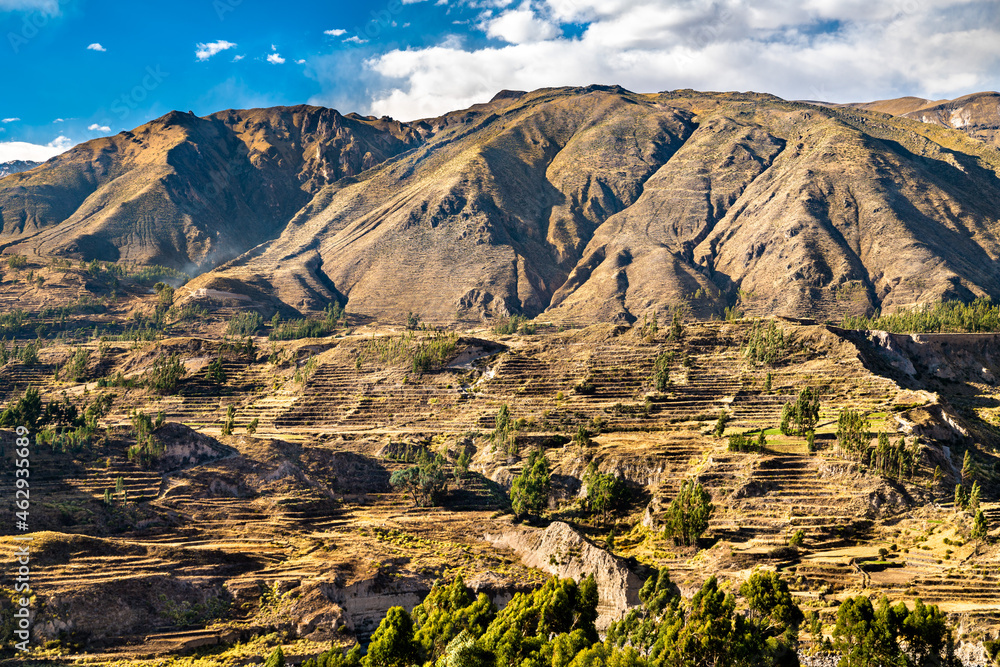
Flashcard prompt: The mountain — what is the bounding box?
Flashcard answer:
[0,107,421,270]
[188,87,1000,323]
[4,87,1000,324]
[0,159,40,178]
[843,91,1000,149]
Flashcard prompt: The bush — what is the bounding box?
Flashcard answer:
[6,255,27,269]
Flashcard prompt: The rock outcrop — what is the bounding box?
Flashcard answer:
[485,520,644,630]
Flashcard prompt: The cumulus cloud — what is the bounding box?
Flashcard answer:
[486,6,559,43]
[0,135,73,163]
[267,52,286,64]
[195,40,237,61]
[324,28,347,36]
[87,123,111,132]
[356,0,1000,121]
[86,43,106,52]
[2,118,20,123]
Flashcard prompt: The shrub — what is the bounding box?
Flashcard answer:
[6,255,27,269]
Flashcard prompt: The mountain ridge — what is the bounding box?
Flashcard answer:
[3,87,1000,324]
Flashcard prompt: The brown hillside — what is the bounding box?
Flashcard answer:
[845,91,1000,149]
[0,106,421,270]
[190,87,1000,324]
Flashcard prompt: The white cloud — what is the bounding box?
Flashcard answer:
[2,118,19,123]
[233,54,244,62]
[53,117,64,123]
[356,0,1000,120]
[195,40,237,61]
[344,35,368,44]
[296,59,306,64]
[87,123,111,132]
[486,6,559,43]
[0,135,73,163]
[86,42,106,52]
[324,28,346,36]
[267,53,286,64]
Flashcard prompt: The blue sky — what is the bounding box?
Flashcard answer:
[2,0,999,162]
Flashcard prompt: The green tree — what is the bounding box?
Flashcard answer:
[0,386,43,428]
[364,606,420,667]
[663,479,713,547]
[438,630,494,667]
[782,387,820,436]
[264,646,285,667]
[510,448,551,519]
[583,462,627,524]
[972,509,989,542]
[836,408,868,459]
[390,451,449,507]
[491,404,517,455]
[247,417,259,435]
[740,568,805,647]
[144,353,185,394]
[456,446,471,479]
[714,410,729,438]
[969,481,982,513]
[651,351,672,392]
[955,484,968,511]
[206,355,227,384]
[222,405,236,436]
[479,576,597,667]
[411,576,496,662]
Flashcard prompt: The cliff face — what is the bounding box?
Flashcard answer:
[485,520,644,631]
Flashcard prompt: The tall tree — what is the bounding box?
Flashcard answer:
[511,449,551,519]
[364,606,420,667]
[663,479,713,546]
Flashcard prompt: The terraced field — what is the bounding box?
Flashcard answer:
[0,263,998,664]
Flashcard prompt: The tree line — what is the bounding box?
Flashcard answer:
[297,569,964,667]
